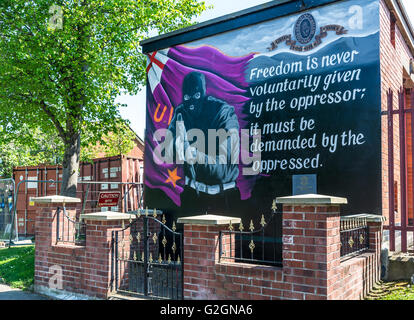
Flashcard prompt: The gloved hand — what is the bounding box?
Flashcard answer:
[185,146,198,164]
[176,113,191,163]
[175,133,186,162]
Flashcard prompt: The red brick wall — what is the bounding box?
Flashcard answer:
[380,0,414,227]
[183,224,285,300]
[126,138,145,160]
[34,204,164,299]
[182,204,382,300]
[34,203,124,299]
[34,202,381,300]
[334,220,382,299]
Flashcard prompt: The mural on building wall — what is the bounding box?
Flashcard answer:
[144,0,382,222]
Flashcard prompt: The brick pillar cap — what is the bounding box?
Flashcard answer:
[276,194,347,205]
[342,213,386,223]
[177,214,241,226]
[80,211,136,221]
[32,195,81,204]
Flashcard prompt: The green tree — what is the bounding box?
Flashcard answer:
[0,125,64,178]
[0,0,206,196]
[0,123,137,178]
[80,123,138,161]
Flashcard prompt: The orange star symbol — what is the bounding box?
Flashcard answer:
[165,168,181,188]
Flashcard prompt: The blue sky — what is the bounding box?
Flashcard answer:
[189,0,379,56]
[116,0,414,139]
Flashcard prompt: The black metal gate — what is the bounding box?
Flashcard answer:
[111,210,183,300]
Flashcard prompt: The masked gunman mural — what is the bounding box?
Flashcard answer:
[144,45,257,218]
[166,71,241,215]
[143,0,382,246]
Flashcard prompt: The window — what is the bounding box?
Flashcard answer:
[391,13,396,48]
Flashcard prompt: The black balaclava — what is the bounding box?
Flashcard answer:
[182,72,206,118]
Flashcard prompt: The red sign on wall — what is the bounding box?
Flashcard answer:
[98,192,121,207]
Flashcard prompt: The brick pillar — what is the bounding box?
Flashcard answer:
[81,212,133,298]
[33,195,136,300]
[33,196,81,295]
[277,194,347,300]
[367,217,384,284]
[177,215,240,300]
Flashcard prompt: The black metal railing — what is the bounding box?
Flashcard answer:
[56,206,86,246]
[340,215,369,257]
[219,201,282,267]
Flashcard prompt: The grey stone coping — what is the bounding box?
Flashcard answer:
[32,195,81,204]
[177,214,241,226]
[80,211,136,221]
[341,214,386,223]
[276,194,348,205]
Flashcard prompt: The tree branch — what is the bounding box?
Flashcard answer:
[39,100,67,142]
[100,20,164,51]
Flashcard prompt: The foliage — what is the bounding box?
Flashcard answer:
[0,245,35,290]
[80,123,138,161]
[0,123,139,177]
[0,125,63,178]
[0,0,207,193]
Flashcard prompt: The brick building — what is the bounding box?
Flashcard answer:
[379,0,414,252]
[141,0,414,254]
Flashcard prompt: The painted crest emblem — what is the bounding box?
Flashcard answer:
[268,12,347,52]
[294,13,317,45]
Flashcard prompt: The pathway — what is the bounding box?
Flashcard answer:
[0,283,48,300]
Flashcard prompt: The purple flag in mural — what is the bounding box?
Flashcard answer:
[144,45,255,206]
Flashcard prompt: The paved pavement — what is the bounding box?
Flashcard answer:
[0,283,48,300]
